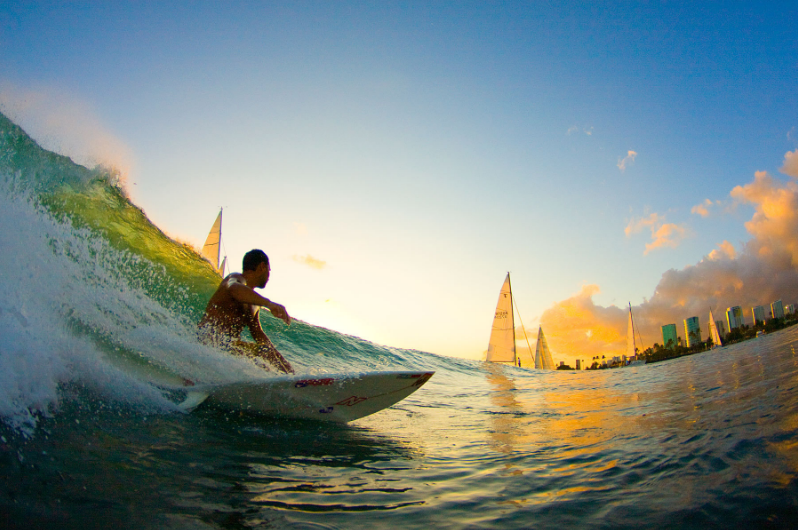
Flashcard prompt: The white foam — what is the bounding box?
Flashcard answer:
[0,177,269,435]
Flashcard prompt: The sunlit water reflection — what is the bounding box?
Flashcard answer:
[4,327,798,529]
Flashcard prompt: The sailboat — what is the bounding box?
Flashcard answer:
[534,326,556,370]
[486,273,534,367]
[626,303,646,366]
[202,208,227,276]
[709,308,723,349]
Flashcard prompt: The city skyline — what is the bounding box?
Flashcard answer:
[656,297,795,348]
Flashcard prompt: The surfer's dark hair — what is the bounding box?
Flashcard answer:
[243,249,269,271]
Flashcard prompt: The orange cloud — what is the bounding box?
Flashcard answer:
[542,151,798,366]
[293,254,327,270]
[780,149,798,178]
[625,213,687,254]
[644,223,687,255]
[707,240,737,261]
[692,199,712,217]
[624,212,662,236]
[731,170,798,265]
[691,198,724,218]
[540,285,627,363]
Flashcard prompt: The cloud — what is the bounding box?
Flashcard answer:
[293,222,308,236]
[707,240,737,261]
[645,223,687,255]
[292,254,327,270]
[617,150,637,172]
[780,149,798,178]
[693,198,734,218]
[567,125,593,136]
[0,83,133,183]
[624,212,662,236]
[691,199,716,217]
[539,285,627,361]
[625,212,688,254]
[730,170,798,265]
[542,152,798,366]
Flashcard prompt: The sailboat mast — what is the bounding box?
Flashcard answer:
[218,208,223,268]
[214,207,223,269]
[508,273,517,364]
[513,293,534,367]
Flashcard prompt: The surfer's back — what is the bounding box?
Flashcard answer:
[198,273,254,341]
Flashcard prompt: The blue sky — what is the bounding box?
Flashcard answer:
[2,1,797,361]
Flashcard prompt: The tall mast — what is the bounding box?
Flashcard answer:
[508,273,517,364]
[627,302,638,358]
[217,207,223,269]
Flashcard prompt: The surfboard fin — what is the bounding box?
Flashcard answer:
[177,391,210,412]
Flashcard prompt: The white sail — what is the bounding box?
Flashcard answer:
[709,308,722,348]
[486,273,516,364]
[627,304,637,358]
[534,326,556,370]
[202,209,225,275]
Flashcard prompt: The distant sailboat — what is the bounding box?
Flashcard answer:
[202,208,227,276]
[709,308,723,349]
[626,303,646,366]
[486,273,534,367]
[534,326,556,370]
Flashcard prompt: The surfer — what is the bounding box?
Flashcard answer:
[198,249,295,373]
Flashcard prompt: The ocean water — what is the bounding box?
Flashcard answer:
[2,112,798,529]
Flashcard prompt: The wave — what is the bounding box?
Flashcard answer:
[0,112,450,436]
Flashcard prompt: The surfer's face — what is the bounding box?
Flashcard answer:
[256,262,270,288]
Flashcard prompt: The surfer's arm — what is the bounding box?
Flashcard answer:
[247,311,271,343]
[247,310,295,374]
[228,282,291,325]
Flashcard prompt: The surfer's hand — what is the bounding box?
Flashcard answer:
[267,302,291,325]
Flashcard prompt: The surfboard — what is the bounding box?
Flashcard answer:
[178,370,434,422]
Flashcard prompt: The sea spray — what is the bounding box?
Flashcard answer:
[0,178,191,435]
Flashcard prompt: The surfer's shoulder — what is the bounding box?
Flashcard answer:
[223,273,246,288]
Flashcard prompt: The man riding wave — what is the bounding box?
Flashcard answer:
[198,249,294,373]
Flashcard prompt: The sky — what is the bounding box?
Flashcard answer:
[1,1,797,364]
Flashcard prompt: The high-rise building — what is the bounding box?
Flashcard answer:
[772,299,785,319]
[662,324,678,349]
[787,304,796,315]
[752,305,766,326]
[726,306,743,330]
[684,316,701,347]
[715,319,726,337]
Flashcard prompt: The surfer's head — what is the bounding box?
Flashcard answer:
[243,249,270,287]
[243,249,269,271]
